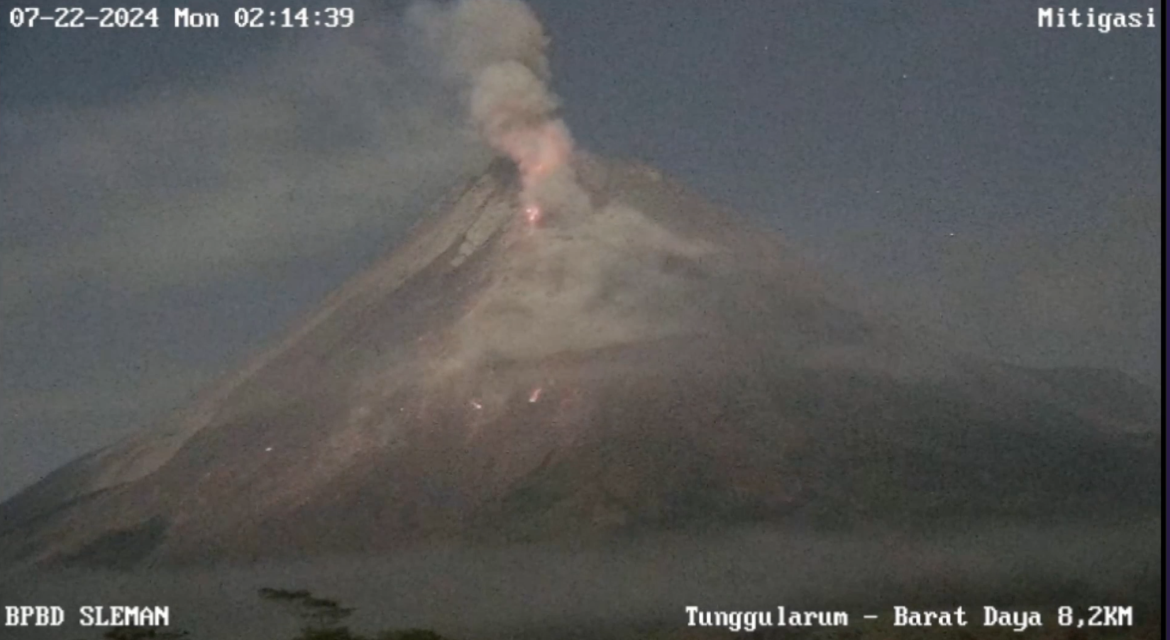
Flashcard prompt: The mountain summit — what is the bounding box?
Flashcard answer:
[0,155,1158,568]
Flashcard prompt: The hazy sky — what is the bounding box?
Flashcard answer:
[0,0,1161,500]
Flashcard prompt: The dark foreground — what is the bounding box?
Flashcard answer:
[0,520,1159,639]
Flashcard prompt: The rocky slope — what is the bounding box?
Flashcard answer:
[0,155,1158,568]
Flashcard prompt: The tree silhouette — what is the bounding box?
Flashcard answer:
[258,587,457,640]
[373,631,449,640]
[100,627,190,640]
[259,587,358,639]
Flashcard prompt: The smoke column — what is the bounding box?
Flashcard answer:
[411,0,589,221]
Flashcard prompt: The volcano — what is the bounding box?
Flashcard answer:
[0,155,1159,568]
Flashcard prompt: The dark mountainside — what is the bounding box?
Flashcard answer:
[0,154,1159,571]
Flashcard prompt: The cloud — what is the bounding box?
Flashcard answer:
[0,4,501,499]
[890,197,1161,381]
[0,366,213,498]
[1008,199,1160,377]
[0,9,491,309]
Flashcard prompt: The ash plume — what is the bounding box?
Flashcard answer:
[411,0,589,219]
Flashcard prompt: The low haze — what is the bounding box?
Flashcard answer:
[2,521,1161,638]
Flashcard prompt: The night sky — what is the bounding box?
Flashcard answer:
[0,0,1161,500]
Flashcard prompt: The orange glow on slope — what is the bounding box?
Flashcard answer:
[509,123,569,225]
[502,122,572,191]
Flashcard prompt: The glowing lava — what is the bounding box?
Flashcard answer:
[501,120,573,206]
[511,123,570,226]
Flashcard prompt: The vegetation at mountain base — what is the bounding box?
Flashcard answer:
[258,587,454,640]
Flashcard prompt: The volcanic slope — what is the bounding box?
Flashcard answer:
[0,156,1158,567]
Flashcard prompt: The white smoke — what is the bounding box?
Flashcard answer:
[410,0,589,219]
